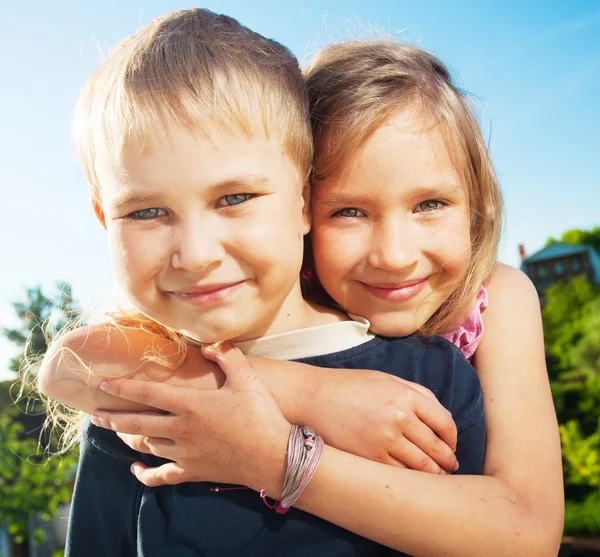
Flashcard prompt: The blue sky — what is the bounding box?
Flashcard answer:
[1,0,599,378]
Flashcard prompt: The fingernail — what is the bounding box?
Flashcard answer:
[453,461,459,472]
[91,414,102,427]
[99,380,110,392]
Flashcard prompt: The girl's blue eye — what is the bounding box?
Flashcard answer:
[128,208,167,219]
[333,207,365,218]
[416,200,446,213]
[218,193,252,207]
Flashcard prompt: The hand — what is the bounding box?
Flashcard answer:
[303,367,458,474]
[91,342,290,495]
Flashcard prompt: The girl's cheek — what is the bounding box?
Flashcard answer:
[313,225,360,275]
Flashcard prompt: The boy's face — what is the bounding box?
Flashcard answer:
[96,124,310,343]
[310,109,472,336]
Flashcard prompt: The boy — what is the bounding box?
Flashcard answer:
[40,9,484,556]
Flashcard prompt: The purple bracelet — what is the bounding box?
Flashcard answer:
[260,425,324,514]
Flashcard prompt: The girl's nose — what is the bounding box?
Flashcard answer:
[366,220,420,272]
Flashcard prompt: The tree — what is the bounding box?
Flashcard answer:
[542,276,599,373]
[539,240,600,538]
[0,282,81,556]
[3,282,79,378]
[546,226,600,253]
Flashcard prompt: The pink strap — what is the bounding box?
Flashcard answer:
[440,286,488,360]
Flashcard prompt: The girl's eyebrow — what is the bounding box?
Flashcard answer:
[315,182,465,208]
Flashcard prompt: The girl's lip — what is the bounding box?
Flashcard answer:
[360,278,428,302]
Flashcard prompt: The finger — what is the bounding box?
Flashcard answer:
[381,454,409,469]
[202,342,259,390]
[130,461,189,487]
[92,411,178,438]
[414,397,458,452]
[402,419,459,473]
[391,377,439,402]
[389,436,446,475]
[116,433,152,453]
[98,378,190,413]
[116,433,175,457]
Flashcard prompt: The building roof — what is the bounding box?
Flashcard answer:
[523,242,590,263]
[522,242,600,283]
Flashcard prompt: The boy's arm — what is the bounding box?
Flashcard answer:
[38,324,458,473]
[65,423,141,556]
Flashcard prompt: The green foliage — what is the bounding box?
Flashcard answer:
[542,276,599,373]
[0,282,82,550]
[564,492,600,537]
[0,406,77,545]
[546,226,600,253]
[2,281,78,376]
[539,241,600,538]
[560,419,600,489]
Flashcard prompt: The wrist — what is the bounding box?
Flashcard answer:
[248,421,291,498]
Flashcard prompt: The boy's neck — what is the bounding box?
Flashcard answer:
[232,280,347,342]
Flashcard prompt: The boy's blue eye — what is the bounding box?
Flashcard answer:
[332,207,365,218]
[416,200,446,213]
[217,193,253,207]
[128,208,167,219]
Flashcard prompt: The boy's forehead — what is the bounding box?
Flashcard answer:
[96,125,303,203]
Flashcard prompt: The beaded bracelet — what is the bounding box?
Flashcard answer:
[260,425,324,514]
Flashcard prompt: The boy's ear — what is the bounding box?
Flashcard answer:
[92,199,107,229]
[301,183,311,235]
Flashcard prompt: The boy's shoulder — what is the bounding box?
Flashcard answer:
[296,334,483,432]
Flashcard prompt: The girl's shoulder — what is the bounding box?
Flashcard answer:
[441,263,538,360]
[440,285,487,360]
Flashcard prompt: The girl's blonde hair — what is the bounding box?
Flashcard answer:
[305,41,503,334]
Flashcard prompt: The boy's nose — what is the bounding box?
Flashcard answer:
[171,221,226,273]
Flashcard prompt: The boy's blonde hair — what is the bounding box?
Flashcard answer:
[72,8,313,204]
[41,9,314,452]
[305,41,503,335]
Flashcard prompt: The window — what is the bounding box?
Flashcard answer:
[555,262,564,275]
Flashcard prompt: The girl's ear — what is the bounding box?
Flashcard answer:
[92,199,107,229]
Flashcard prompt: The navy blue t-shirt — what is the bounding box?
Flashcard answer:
[65,335,485,557]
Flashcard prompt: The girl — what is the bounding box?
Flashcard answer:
[39,16,562,557]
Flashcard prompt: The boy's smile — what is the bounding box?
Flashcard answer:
[96,124,313,343]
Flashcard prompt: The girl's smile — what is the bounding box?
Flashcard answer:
[311,107,472,336]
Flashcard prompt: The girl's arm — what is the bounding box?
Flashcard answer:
[96,337,556,557]
[38,323,458,473]
[473,263,564,546]
[297,264,562,556]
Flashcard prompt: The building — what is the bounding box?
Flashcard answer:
[520,242,600,296]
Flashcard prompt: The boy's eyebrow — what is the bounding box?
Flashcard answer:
[208,175,271,195]
[113,192,161,210]
[112,175,272,209]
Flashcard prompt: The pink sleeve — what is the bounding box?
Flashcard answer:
[440,286,488,360]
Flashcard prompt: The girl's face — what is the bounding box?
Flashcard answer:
[310,109,472,336]
[95,124,311,343]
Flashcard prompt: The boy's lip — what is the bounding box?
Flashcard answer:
[359,277,428,302]
[168,281,246,306]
